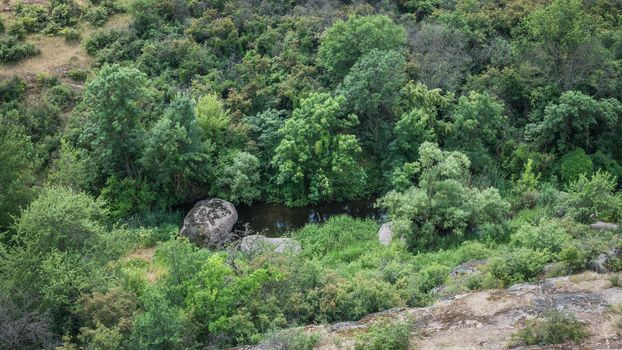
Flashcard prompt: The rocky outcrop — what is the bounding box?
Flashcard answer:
[589,247,622,273]
[240,272,622,350]
[180,198,238,248]
[449,259,487,277]
[590,221,620,231]
[377,222,393,246]
[239,234,301,254]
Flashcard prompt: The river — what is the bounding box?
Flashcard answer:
[234,199,385,236]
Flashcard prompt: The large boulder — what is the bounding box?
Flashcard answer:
[240,234,301,254]
[377,222,393,246]
[590,221,620,231]
[180,198,238,248]
[589,247,622,273]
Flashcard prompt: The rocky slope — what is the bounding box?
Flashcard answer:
[246,272,622,349]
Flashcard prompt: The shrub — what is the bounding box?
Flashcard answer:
[45,84,78,110]
[260,328,320,350]
[67,68,89,81]
[60,27,80,42]
[0,36,40,63]
[513,311,587,346]
[379,143,510,251]
[560,148,593,184]
[489,248,549,286]
[0,76,27,103]
[85,6,109,27]
[354,318,411,350]
[14,186,107,254]
[84,29,121,55]
[510,220,572,254]
[561,171,622,223]
[211,151,261,205]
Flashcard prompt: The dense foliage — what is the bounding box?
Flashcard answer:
[2,0,622,348]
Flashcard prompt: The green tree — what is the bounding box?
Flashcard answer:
[195,93,231,146]
[317,15,406,82]
[337,49,407,151]
[560,148,593,184]
[75,64,152,179]
[444,91,507,172]
[525,91,622,154]
[140,95,211,207]
[0,120,37,231]
[514,0,605,90]
[272,93,366,205]
[338,49,406,117]
[379,142,509,250]
[212,151,261,205]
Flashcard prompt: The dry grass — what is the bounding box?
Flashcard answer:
[0,12,131,80]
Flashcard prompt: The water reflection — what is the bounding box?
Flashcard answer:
[235,199,385,237]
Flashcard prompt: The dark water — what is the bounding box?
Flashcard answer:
[235,199,385,236]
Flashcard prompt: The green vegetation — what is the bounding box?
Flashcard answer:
[354,319,412,350]
[513,311,588,346]
[2,0,622,348]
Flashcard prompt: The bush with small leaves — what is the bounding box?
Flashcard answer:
[513,310,587,346]
[0,36,39,63]
[354,318,411,350]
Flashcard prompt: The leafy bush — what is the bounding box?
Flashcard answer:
[510,220,572,254]
[14,186,107,254]
[60,27,80,42]
[0,76,26,103]
[260,328,321,350]
[0,36,40,63]
[560,148,593,184]
[212,151,261,205]
[489,248,549,286]
[354,318,411,350]
[85,6,109,26]
[45,84,78,110]
[561,171,622,223]
[513,311,587,346]
[379,142,509,250]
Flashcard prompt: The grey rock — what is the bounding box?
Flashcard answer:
[378,222,393,246]
[240,234,301,254]
[449,259,487,277]
[590,221,620,231]
[180,198,238,248]
[589,247,622,273]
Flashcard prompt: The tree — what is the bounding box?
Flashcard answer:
[75,64,152,179]
[195,93,231,146]
[212,151,261,205]
[140,95,211,207]
[525,91,622,155]
[13,186,106,254]
[513,0,606,90]
[337,49,407,150]
[272,93,366,205]
[244,109,287,164]
[408,21,473,91]
[338,49,407,117]
[317,15,406,82]
[444,91,507,172]
[560,148,593,184]
[0,120,37,231]
[379,142,509,250]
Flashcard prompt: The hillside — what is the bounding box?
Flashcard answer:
[2,0,622,349]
